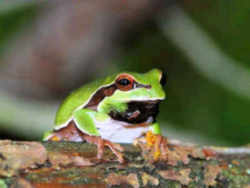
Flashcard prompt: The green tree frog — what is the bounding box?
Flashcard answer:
[43,69,167,163]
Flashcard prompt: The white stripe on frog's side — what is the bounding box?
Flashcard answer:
[94,118,150,143]
[54,118,72,131]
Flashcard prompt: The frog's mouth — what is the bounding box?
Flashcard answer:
[109,100,162,124]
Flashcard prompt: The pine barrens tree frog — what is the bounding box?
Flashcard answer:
[43,69,167,163]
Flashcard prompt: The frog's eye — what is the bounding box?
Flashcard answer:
[160,71,167,86]
[116,74,134,91]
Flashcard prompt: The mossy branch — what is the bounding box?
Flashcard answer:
[0,140,249,188]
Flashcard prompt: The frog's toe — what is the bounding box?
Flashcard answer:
[104,140,125,163]
[143,133,169,161]
[47,133,62,141]
[146,131,157,148]
[153,150,161,161]
[153,135,168,161]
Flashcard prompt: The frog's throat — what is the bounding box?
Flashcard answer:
[108,100,160,124]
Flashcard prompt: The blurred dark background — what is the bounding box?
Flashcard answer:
[0,0,249,146]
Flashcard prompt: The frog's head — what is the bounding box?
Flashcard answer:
[111,68,166,102]
[102,69,166,124]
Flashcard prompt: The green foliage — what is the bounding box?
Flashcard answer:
[0,179,7,188]
[184,0,250,66]
[0,2,38,56]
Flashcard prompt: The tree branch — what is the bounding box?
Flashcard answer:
[0,140,249,187]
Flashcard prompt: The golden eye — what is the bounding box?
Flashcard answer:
[116,74,134,91]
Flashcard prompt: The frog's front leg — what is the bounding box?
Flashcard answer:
[134,122,168,162]
[146,123,168,161]
[73,109,124,163]
[80,133,124,163]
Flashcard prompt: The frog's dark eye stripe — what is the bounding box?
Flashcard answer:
[85,84,117,110]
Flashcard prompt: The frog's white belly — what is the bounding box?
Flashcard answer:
[95,118,150,143]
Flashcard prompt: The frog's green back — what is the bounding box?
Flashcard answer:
[55,75,117,126]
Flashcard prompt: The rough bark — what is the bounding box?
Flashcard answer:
[0,140,249,188]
